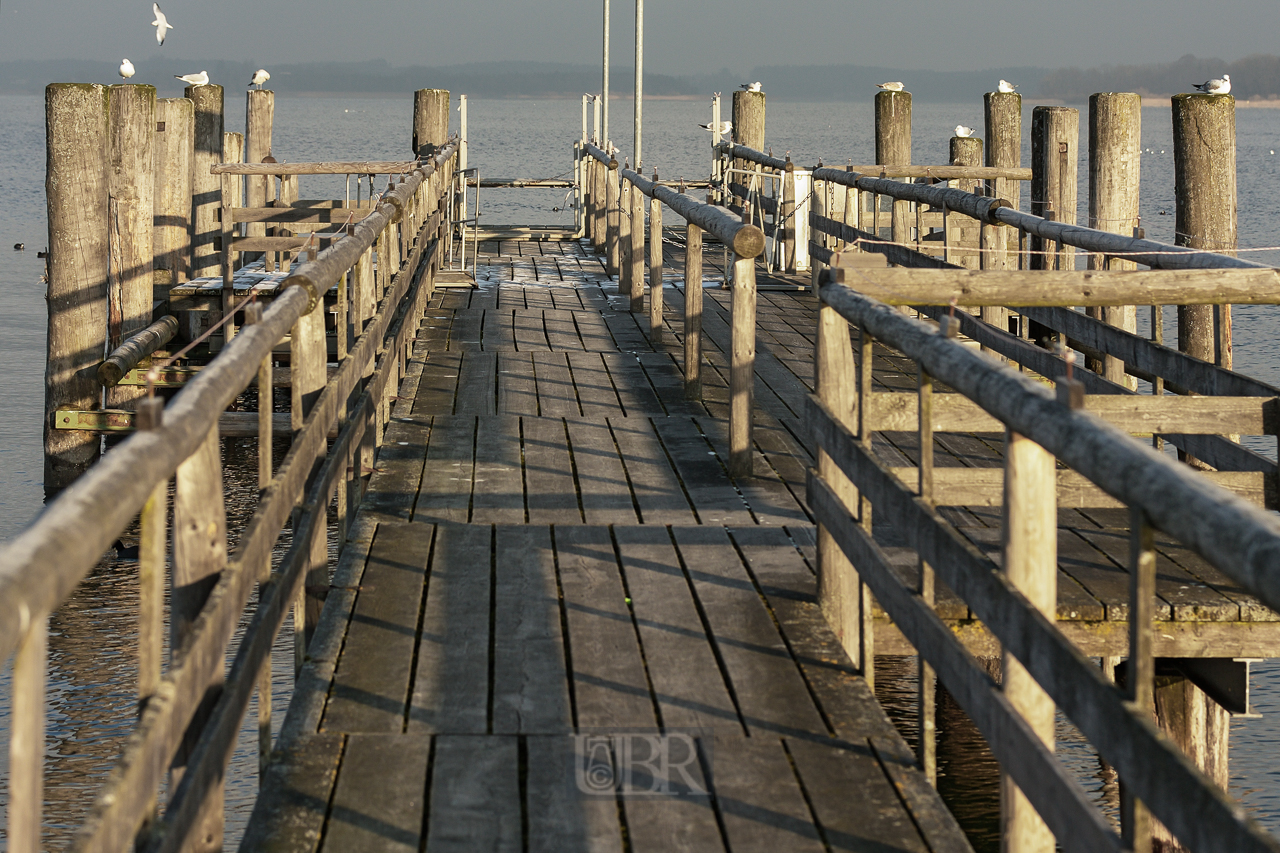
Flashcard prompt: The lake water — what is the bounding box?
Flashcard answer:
[2,91,1280,849]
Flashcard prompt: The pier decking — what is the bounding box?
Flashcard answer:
[242,238,969,851]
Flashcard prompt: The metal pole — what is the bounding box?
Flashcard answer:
[582,94,589,144]
[602,0,610,150]
[634,0,643,169]
[593,95,602,145]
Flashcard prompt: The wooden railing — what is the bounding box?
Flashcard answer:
[0,140,459,852]
[809,254,1280,853]
[580,142,765,477]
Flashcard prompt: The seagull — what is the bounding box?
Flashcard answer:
[954,125,974,138]
[699,120,732,134]
[877,81,905,91]
[152,3,173,45]
[176,70,209,87]
[739,81,762,92]
[1193,74,1231,95]
[119,59,135,80]
[249,69,270,89]
[997,79,1018,93]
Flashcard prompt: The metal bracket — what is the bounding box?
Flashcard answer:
[54,409,136,431]
[1167,657,1260,717]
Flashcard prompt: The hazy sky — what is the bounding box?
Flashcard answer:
[1,0,1277,74]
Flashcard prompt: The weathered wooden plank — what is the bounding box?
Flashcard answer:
[414,415,475,525]
[526,736,625,853]
[408,523,491,734]
[567,352,625,418]
[616,734,724,853]
[324,524,432,732]
[513,309,551,351]
[959,527,1107,622]
[322,734,429,852]
[650,418,754,525]
[543,309,584,351]
[608,417,697,524]
[521,417,582,524]
[471,415,526,524]
[709,734,825,853]
[425,736,521,853]
[601,352,666,415]
[612,525,739,731]
[696,416,811,526]
[413,351,462,415]
[672,526,829,737]
[492,526,572,733]
[564,419,640,524]
[359,419,429,524]
[531,353,582,418]
[497,352,538,415]
[553,525,658,728]
[240,733,343,853]
[455,351,496,414]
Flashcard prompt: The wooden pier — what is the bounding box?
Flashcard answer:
[10,81,1280,853]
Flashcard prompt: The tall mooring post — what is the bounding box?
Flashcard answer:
[44,84,109,491]
[1088,93,1141,386]
[242,89,275,280]
[950,133,983,270]
[983,90,1021,339]
[187,84,223,278]
[874,89,911,246]
[1030,106,1078,272]
[413,89,451,159]
[154,97,193,290]
[1173,92,1236,368]
[731,89,766,217]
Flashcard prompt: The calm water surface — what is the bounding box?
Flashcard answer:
[3,92,1280,848]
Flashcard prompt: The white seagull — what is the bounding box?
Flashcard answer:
[1193,74,1231,95]
[739,81,762,92]
[119,59,135,80]
[152,3,173,45]
[250,69,270,89]
[954,125,974,138]
[877,81,905,91]
[699,120,732,134]
[176,70,209,87]
[997,79,1018,93]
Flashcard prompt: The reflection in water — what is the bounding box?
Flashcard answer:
[875,655,1121,852]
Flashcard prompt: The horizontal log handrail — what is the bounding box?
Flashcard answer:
[619,166,764,258]
[211,160,420,175]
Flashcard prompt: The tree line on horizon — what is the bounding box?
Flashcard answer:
[1039,54,1280,100]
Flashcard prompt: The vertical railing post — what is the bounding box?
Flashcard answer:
[1123,506,1156,853]
[9,613,48,853]
[729,252,756,478]
[1000,429,1058,853]
[917,362,937,784]
[172,428,229,853]
[629,178,645,313]
[950,135,983,270]
[874,88,912,247]
[154,97,193,289]
[684,222,703,399]
[606,158,620,275]
[856,322,876,691]
[619,178,633,301]
[188,84,224,278]
[291,285,327,662]
[648,192,663,343]
[781,157,797,272]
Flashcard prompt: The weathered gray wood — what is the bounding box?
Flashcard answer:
[606,159,620,276]
[1030,106,1078,273]
[684,223,704,399]
[1089,93,1142,385]
[628,178,645,311]
[729,254,756,478]
[705,734,826,853]
[875,90,912,246]
[426,735,521,853]
[239,732,341,853]
[222,131,243,275]
[187,84,223,276]
[1173,92,1237,369]
[154,97,193,286]
[9,619,47,853]
[322,734,429,852]
[244,89,275,266]
[648,194,663,341]
[614,162,765,257]
[98,315,180,386]
[44,82,109,490]
[732,89,766,155]
[525,735,625,853]
[412,89,450,158]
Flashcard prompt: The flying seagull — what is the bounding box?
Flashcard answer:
[699,120,732,134]
[954,125,974,138]
[739,81,762,92]
[877,81,905,91]
[176,70,210,87]
[152,3,173,45]
[997,79,1018,93]
[1193,74,1231,95]
[250,69,270,89]
[119,59,135,80]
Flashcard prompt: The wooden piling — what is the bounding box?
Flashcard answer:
[729,253,756,478]
[154,97,193,289]
[244,89,275,271]
[222,131,244,273]
[606,158,620,275]
[187,84,223,277]
[1001,429,1058,853]
[1172,93,1236,367]
[732,90,765,209]
[413,89,450,158]
[620,180,633,304]
[983,91,1020,340]
[44,83,109,491]
[781,159,797,272]
[629,179,645,312]
[106,84,156,409]
[648,195,663,343]
[1030,106,1078,272]
[1089,93,1141,387]
[874,90,912,246]
[950,136,983,270]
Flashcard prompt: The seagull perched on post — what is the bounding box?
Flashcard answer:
[1193,74,1231,95]
[877,81,905,91]
[250,69,270,89]
[699,120,732,134]
[739,81,762,92]
[997,79,1018,93]
[119,59,135,80]
[954,125,974,138]
[151,3,173,45]
[176,70,209,87]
